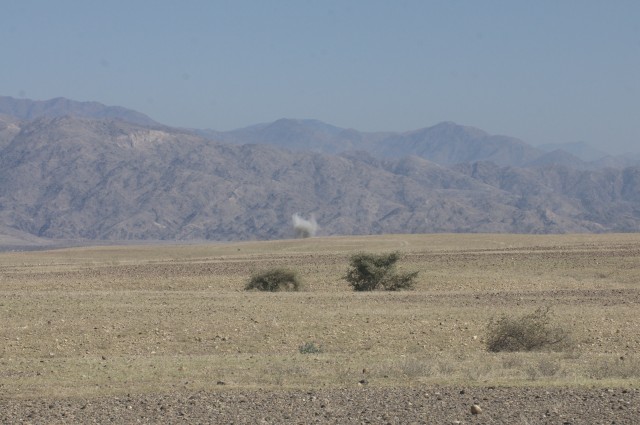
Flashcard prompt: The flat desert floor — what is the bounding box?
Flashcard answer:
[1,233,640,423]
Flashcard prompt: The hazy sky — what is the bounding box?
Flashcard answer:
[2,1,639,153]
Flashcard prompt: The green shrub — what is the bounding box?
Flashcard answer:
[344,251,418,291]
[245,268,302,292]
[298,341,322,354]
[486,306,570,352]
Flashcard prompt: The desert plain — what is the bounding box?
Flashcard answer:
[1,233,640,424]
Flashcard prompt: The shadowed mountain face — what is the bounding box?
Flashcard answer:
[0,96,639,242]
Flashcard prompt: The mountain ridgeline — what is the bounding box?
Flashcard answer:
[0,96,639,244]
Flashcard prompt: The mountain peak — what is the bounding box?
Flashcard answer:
[2,98,640,244]
[538,141,609,162]
[428,121,489,137]
[0,96,160,127]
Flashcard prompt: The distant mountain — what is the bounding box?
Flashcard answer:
[215,120,639,170]
[1,114,639,243]
[377,122,544,166]
[212,119,546,167]
[202,118,391,155]
[0,96,160,127]
[525,149,589,169]
[452,161,640,232]
[538,141,608,162]
[1,95,639,243]
[591,154,640,169]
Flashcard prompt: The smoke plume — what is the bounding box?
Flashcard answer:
[292,213,318,238]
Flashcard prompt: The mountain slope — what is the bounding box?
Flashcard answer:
[0,96,639,241]
[378,122,544,166]
[0,96,160,127]
[525,149,589,169]
[453,162,640,232]
[1,115,639,241]
[215,119,546,167]
[538,141,608,162]
[207,118,391,155]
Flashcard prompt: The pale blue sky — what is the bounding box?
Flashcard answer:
[1,0,639,153]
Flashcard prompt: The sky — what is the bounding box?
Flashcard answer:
[1,0,639,154]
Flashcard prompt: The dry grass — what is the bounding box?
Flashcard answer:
[1,233,640,398]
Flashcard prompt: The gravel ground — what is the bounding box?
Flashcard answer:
[2,386,639,424]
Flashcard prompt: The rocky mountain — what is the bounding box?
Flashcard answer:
[212,119,545,167]
[209,119,544,166]
[211,119,640,170]
[200,119,384,155]
[377,122,544,166]
[452,162,640,232]
[0,96,160,127]
[0,114,21,150]
[0,96,639,244]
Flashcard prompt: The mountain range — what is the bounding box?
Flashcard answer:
[0,95,639,246]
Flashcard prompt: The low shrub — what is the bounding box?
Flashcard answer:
[486,306,570,352]
[298,341,322,354]
[344,251,418,291]
[245,268,302,292]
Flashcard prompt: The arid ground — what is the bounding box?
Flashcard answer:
[1,234,640,423]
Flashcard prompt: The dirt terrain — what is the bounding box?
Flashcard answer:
[1,234,639,423]
[3,386,640,424]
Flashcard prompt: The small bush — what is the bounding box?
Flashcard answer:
[344,251,418,291]
[486,306,570,352]
[245,268,302,292]
[525,357,564,380]
[298,341,322,354]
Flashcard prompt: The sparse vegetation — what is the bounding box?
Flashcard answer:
[298,341,322,354]
[486,306,570,352]
[245,268,302,291]
[590,356,640,380]
[1,234,640,402]
[344,251,418,291]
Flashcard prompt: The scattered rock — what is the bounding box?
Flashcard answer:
[471,404,482,415]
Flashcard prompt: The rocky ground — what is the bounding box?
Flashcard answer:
[2,386,639,424]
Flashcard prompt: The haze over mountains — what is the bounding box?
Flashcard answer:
[0,95,639,246]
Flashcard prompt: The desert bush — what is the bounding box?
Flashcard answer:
[245,268,302,292]
[398,357,431,378]
[298,341,322,354]
[486,306,570,352]
[525,357,564,380]
[344,251,418,291]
